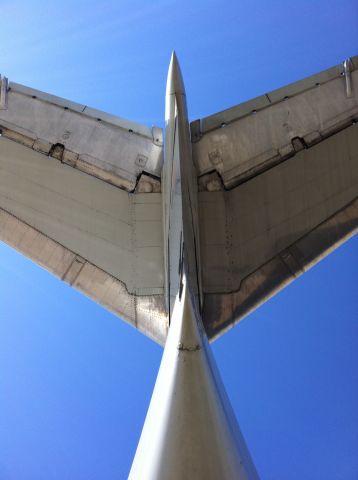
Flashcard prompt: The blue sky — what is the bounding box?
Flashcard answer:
[0,1,357,479]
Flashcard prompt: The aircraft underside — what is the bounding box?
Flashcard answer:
[0,52,357,479]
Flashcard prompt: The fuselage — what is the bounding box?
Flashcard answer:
[129,52,259,480]
[162,52,202,316]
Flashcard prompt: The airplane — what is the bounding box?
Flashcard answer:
[0,52,357,478]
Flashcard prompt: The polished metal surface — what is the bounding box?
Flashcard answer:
[0,79,163,191]
[343,58,353,97]
[191,56,358,188]
[162,52,202,315]
[1,51,358,478]
[129,277,258,479]
[0,135,167,344]
[130,52,258,479]
[0,55,357,344]
[199,124,358,338]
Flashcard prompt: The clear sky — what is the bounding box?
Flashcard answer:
[0,1,357,479]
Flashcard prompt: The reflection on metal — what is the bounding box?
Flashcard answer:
[0,133,167,344]
[1,50,357,478]
[0,55,357,347]
[203,198,358,339]
[191,55,358,188]
[129,277,258,479]
[0,206,168,344]
[343,58,353,97]
[0,80,163,190]
[199,124,358,339]
[130,53,258,479]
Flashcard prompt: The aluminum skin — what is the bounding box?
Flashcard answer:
[2,51,356,478]
[0,56,356,345]
[129,53,259,479]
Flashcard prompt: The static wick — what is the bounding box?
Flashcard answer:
[343,59,353,98]
[0,75,8,110]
